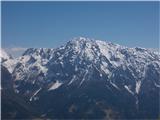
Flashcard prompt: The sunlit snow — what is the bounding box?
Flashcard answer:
[135,81,141,94]
[49,81,63,90]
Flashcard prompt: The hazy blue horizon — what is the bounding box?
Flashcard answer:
[2,1,159,52]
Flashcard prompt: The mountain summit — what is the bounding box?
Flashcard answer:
[1,37,160,119]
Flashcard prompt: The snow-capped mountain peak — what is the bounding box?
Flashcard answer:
[0,48,12,62]
[0,49,17,73]
[2,37,159,119]
[2,37,160,103]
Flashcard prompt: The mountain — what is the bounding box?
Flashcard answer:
[1,65,41,119]
[0,48,12,62]
[1,37,160,119]
[0,49,18,73]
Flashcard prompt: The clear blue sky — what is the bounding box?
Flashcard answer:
[2,1,159,49]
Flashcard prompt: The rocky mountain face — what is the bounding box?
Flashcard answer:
[1,37,160,119]
[1,51,40,119]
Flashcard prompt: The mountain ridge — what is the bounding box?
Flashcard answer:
[1,37,160,119]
